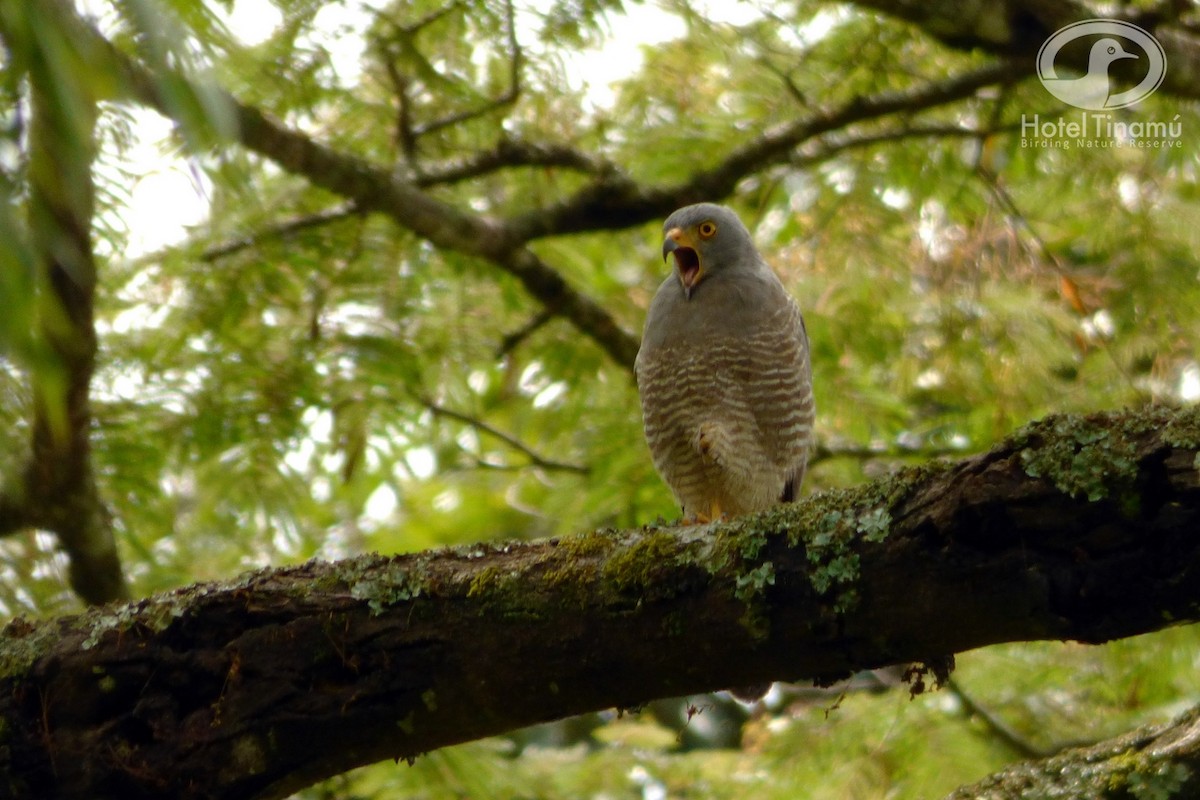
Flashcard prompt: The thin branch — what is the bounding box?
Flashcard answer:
[419,396,590,475]
[381,51,417,164]
[787,120,1022,171]
[411,0,522,138]
[757,55,809,108]
[495,308,556,358]
[972,166,1141,395]
[946,678,1053,760]
[415,137,614,187]
[677,60,1025,202]
[397,0,462,35]
[0,491,31,537]
[493,247,640,368]
[199,204,362,263]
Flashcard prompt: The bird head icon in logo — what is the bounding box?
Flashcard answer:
[1037,20,1166,111]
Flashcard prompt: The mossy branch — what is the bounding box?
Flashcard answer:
[1,405,1199,798]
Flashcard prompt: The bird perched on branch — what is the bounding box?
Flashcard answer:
[636,203,814,523]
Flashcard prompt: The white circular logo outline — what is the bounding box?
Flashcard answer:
[1036,19,1166,110]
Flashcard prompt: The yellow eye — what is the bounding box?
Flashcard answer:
[698,221,717,238]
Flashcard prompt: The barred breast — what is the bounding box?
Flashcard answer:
[636,294,814,519]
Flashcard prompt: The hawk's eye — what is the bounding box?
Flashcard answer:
[698,221,717,238]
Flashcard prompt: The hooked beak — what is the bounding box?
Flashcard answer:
[663,227,703,299]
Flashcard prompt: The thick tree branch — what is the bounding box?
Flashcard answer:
[2,405,1199,798]
[70,1,1024,374]
[41,1,1200,378]
[98,36,643,370]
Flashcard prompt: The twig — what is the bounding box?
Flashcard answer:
[416,137,613,187]
[757,55,808,107]
[397,0,462,34]
[411,0,522,138]
[0,492,31,538]
[418,396,589,475]
[972,166,1140,395]
[495,308,556,358]
[946,678,1053,760]
[382,53,417,164]
[788,120,1021,170]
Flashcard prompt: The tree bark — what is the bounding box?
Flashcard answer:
[1,405,1198,799]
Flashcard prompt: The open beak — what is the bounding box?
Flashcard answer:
[663,227,703,299]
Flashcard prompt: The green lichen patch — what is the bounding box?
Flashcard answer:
[808,522,861,613]
[733,562,775,604]
[736,527,770,561]
[776,481,905,551]
[82,604,142,650]
[1104,751,1190,799]
[1018,414,1140,502]
[466,564,516,600]
[342,557,429,616]
[75,592,194,652]
[557,529,615,560]
[854,458,952,525]
[1162,404,1200,450]
[855,507,892,543]
[716,485,902,621]
[0,617,71,679]
[601,530,684,596]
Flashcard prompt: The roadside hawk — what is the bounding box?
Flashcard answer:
[635,203,814,522]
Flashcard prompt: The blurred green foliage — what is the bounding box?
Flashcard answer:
[2,0,1199,797]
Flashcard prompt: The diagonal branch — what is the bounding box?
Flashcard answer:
[198,203,362,263]
[66,2,1178,378]
[418,396,590,474]
[86,15,642,369]
[502,60,1026,241]
[377,0,521,162]
[78,0,1024,375]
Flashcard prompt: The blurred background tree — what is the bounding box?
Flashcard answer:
[1,0,1198,797]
